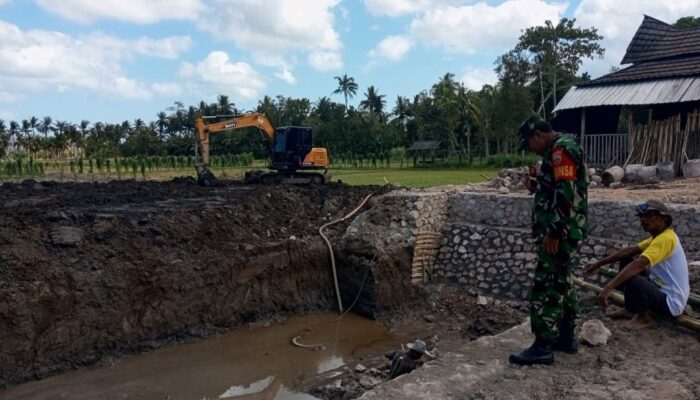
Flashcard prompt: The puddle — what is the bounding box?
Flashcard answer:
[0,313,411,400]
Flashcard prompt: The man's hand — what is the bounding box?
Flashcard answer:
[525,177,536,193]
[584,261,601,276]
[597,286,612,310]
[543,235,559,255]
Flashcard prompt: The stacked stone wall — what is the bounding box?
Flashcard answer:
[432,192,700,299]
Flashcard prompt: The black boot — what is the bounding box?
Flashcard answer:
[553,319,579,354]
[509,337,554,365]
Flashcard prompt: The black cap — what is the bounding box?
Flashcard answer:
[518,114,552,151]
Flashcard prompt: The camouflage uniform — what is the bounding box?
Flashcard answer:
[530,134,589,340]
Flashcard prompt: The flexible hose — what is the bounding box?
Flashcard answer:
[333,252,378,322]
[319,193,374,314]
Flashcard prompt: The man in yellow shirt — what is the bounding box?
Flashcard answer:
[584,200,690,330]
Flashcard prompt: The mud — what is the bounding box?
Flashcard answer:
[309,283,527,400]
[0,179,390,388]
[0,313,414,400]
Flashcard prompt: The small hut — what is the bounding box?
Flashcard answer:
[407,140,441,165]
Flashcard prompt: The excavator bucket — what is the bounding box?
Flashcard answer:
[197,168,223,187]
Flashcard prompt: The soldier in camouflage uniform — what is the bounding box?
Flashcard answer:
[509,115,589,366]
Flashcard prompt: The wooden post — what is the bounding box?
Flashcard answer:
[580,108,586,147]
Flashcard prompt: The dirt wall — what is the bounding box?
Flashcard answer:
[0,180,384,388]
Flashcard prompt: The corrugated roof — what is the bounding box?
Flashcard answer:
[553,77,700,112]
[582,54,700,86]
[622,15,700,64]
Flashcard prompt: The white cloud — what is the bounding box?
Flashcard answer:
[0,90,18,103]
[0,20,190,100]
[409,0,567,54]
[460,67,497,90]
[364,0,463,17]
[111,77,152,100]
[151,82,183,96]
[179,51,267,100]
[274,69,297,85]
[35,0,205,24]
[308,50,343,71]
[574,0,700,78]
[0,0,12,6]
[200,0,343,71]
[368,35,414,62]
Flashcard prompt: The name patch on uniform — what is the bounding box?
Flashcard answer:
[552,147,576,181]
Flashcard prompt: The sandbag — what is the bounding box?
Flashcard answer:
[624,164,643,179]
[602,166,624,186]
[682,159,700,178]
[636,166,659,183]
[656,161,676,180]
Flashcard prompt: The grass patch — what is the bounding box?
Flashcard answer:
[328,167,498,187]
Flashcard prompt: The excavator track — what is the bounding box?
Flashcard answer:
[243,170,330,185]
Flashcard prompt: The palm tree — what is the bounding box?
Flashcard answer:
[21,120,30,135]
[0,120,6,156]
[456,85,482,164]
[6,121,19,155]
[432,73,460,99]
[217,94,234,115]
[359,85,386,118]
[156,112,168,139]
[39,116,53,138]
[133,118,145,131]
[79,120,90,138]
[313,96,333,121]
[332,74,358,114]
[29,116,39,137]
[391,96,411,124]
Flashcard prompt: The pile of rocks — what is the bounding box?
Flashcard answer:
[490,166,604,192]
[587,168,603,187]
[489,167,529,194]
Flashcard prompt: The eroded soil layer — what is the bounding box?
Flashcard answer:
[0,179,386,387]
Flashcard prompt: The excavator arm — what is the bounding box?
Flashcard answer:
[195,113,276,168]
[194,113,277,186]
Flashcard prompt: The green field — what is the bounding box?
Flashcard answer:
[328,168,498,187]
[3,158,499,188]
[122,166,498,187]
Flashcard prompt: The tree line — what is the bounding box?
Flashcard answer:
[0,17,654,167]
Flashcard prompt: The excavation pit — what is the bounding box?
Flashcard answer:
[1,179,698,399]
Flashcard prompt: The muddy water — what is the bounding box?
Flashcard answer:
[0,313,412,400]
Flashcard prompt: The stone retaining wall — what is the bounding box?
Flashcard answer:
[432,192,700,299]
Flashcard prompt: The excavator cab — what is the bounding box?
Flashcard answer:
[271,126,313,170]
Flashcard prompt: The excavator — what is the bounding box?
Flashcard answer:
[194,112,330,186]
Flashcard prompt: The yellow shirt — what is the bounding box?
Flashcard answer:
[638,228,689,316]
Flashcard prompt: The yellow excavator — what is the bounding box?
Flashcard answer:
[194,112,330,186]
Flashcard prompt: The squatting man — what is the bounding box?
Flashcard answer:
[584,200,690,330]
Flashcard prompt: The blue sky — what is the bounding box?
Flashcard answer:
[0,0,698,124]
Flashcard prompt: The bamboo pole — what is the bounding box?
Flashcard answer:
[597,267,700,308]
[573,277,700,333]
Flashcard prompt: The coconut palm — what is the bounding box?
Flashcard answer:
[0,120,6,156]
[332,74,358,114]
[360,85,386,118]
[29,116,38,137]
[39,116,53,138]
[456,85,482,163]
[391,96,411,124]
[217,94,234,115]
[156,112,168,139]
